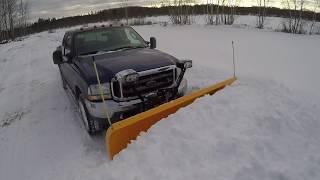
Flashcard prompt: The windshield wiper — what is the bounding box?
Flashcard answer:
[79,46,145,56]
[107,45,145,52]
[79,51,99,56]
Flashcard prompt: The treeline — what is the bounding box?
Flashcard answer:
[1,4,320,41]
[29,5,320,31]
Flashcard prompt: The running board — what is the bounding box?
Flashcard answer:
[106,77,237,160]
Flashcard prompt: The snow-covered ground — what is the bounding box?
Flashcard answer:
[81,15,320,34]
[137,15,320,34]
[0,20,320,180]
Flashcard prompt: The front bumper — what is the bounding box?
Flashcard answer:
[84,78,188,126]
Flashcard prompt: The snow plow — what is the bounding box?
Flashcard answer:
[106,77,237,160]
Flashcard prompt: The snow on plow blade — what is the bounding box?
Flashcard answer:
[106,77,237,160]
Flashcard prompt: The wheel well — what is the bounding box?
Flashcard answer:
[75,86,81,100]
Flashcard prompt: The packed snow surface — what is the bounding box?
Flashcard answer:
[0,20,320,180]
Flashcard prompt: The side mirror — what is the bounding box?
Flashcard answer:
[53,49,63,65]
[150,37,156,49]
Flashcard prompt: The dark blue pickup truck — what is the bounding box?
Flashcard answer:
[53,25,192,134]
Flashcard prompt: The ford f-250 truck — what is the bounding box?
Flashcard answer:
[53,25,192,134]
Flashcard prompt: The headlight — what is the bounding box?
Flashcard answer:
[115,69,139,84]
[125,73,139,83]
[87,83,111,100]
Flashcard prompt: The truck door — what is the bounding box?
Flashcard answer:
[60,33,75,93]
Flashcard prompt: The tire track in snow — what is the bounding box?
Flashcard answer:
[0,32,108,180]
[4,36,35,179]
[0,35,50,179]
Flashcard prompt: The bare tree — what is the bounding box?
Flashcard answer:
[0,1,4,38]
[227,0,241,25]
[216,0,241,25]
[256,0,269,29]
[166,0,195,25]
[216,0,221,25]
[220,0,240,25]
[309,0,320,34]
[169,0,183,24]
[0,0,29,40]
[206,0,240,25]
[19,0,29,27]
[121,0,129,25]
[282,0,306,34]
[17,0,29,36]
[206,0,215,25]
[1,0,9,39]
[7,0,18,38]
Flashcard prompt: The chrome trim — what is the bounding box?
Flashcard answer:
[111,65,177,102]
[85,79,188,119]
[110,78,117,100]
[138,65,176,76]
[78,49,128,58]
[84,98,142,118]
[119,80,124,98]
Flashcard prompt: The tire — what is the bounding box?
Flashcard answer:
[61,77,67,90]
[59,70,67,90]
[78,97,98,135]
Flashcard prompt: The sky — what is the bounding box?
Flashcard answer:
[28,0,317,21]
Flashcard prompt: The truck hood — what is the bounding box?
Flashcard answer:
[75,48,178,84]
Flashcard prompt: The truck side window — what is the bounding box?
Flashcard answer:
[124,28,141,45]
[62,34,72,57]
[65,35,72,49]
[62,34,67,46]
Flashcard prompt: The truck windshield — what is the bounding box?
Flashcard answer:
[75,27,147,55]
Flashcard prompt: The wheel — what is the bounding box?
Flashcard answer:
[78,97,97,135]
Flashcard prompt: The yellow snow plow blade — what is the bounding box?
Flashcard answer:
[106,77,237,160]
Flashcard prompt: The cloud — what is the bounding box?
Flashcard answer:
[27,0,318,21]
[28,0,156,20]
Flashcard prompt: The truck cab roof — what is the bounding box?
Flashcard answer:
[65,24,127,35]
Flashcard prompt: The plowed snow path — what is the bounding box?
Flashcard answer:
[0,33,107,180]
[0,25,320,180]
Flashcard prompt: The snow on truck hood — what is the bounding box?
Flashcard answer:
[76,48,177,83]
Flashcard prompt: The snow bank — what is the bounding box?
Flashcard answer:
[98,78,320,180]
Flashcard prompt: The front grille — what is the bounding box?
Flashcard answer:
[112,81,121,98]
[112,68,175,99]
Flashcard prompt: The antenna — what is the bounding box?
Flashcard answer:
[232,41,236,78]
[91,56,113,129]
